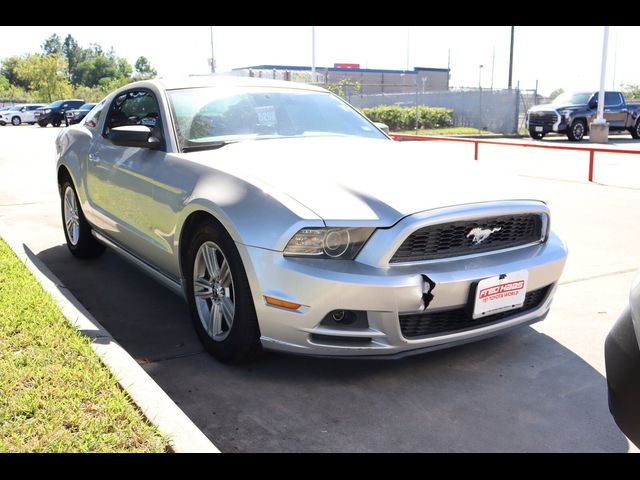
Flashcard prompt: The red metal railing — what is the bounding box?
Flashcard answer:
[391,134,640,182]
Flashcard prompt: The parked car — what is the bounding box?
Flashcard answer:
[527,91,640,141]
[0,106,16,126]
[605,271,640,448]
[0,103,47,126]
[35,99,85,127]
[65,103,97,125]
[55,77,568,363]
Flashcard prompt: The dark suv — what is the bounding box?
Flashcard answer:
[34,99,85,127]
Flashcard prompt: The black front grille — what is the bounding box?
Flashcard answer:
[390,214,543,263]
[399,285,550,339]
[528,111,558,126]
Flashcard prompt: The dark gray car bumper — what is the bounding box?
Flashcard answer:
[605,305,640,447]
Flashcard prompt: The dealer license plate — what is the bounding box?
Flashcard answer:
[472,270,529,320]
[535,126,543,132]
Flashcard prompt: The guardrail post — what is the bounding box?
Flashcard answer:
[474,141,479,161]
[588,150,594,182]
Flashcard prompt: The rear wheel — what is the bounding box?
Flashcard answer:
[52,119,61,127]
[567,119,586,141]
[629,120,640,139]
[529,129,544,140]
[11,116,21,126]
[38,121,47,127]
[60,178,105,259]
[185,221,261,364]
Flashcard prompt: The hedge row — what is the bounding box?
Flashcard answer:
[361,105,454,131]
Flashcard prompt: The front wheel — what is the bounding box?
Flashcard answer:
[629,121,640,139]
[567,119,586,141]
[38,121,47,127]
[529,129,544,140]
[60,178,105,259]
[185,221,261,364]
[52,119,61,127]
[11,116,21,126]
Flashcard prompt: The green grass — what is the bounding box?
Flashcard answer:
[393,127,495,136]
[0,238,168,452]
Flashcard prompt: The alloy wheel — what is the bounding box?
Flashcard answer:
[63,186,80,245]
[193,241,235,341]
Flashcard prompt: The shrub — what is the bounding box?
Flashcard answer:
[361,105,453,131]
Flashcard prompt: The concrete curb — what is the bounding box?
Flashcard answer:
[0,219,219,453]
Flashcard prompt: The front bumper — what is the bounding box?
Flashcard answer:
[238,229,567,357]
[527,113,569,134]
[605,306,640,447]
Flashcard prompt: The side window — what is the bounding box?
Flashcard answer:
[105,90,160,134]
[604,92,622,107]
[83,101,106,129]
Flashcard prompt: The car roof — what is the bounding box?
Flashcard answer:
[121,75,327,93]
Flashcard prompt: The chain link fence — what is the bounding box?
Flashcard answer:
[348,87,522,134]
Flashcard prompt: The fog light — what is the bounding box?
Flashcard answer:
[332,310,346,322]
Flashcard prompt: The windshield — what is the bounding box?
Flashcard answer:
[80,103,95,111]
[552,92,592,106]
[49,100,64,108]
[168,86,387,150]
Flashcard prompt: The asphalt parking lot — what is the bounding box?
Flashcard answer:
[1,125,639,452]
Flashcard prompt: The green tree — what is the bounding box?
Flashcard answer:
[0,74,10,93]
[41,33,63,55]
[326,78,362,101]
[134,56,157,79]
[623,84,640,99]
[62,34,86,85]
[1,56,30,90]
[14,54,72,102]
[549,88,564,100]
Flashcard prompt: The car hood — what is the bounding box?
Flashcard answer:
[529,103,583,112]
[188,136,544,226]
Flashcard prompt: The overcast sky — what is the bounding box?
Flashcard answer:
[0,26,636,95]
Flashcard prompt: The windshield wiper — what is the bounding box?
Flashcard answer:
[182,141,231,153]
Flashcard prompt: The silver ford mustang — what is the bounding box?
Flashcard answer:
[55,76,568,363]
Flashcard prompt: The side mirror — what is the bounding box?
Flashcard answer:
[108,125,160,149]
[589,100,598,109]
[373,122,390,134]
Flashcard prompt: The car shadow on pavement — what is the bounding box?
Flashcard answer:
[37,244,632,453]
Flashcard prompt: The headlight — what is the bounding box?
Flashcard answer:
[284,227,375,260]
[558,110,572,120]
[44,109,51,114]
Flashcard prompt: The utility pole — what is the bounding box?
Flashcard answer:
[491,46,495,90]
[508,26,514,89]
[591,26,610,143]
[406,27,410,71]
[209,26,216,74]
[311,26,316,83]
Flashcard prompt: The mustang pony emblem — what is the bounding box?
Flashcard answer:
[467,227,502,245]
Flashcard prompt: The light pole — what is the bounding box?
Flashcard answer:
[209,26,215,74]
[478,64,483,89]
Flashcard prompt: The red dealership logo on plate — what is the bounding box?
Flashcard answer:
[479,281,525,300]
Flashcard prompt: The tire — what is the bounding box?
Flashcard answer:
[11,116,21,126]
[60,177,105,259]
[529,129,544,140]
[0,121,5,126]
[185,221,261,364]
[567,119,586,141]
[52,119,61,127]
[629,120,640,140]
[38,121,47,127]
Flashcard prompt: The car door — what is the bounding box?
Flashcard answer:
[604,92,626,128]
[86,89,170,266]
[24,106,39,122]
